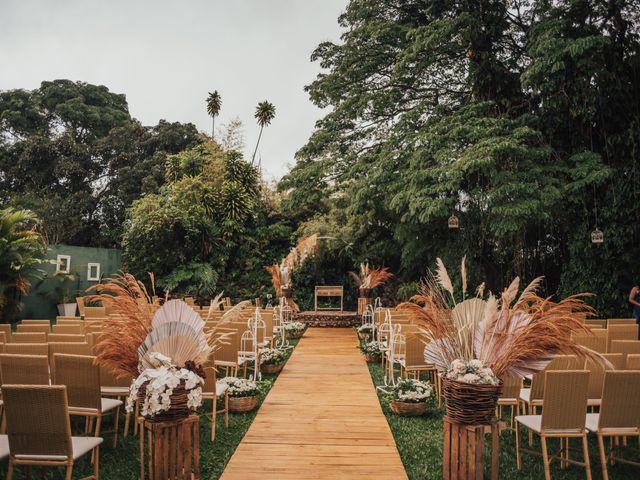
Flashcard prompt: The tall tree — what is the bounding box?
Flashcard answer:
[251,100,276,166]
[206,90,222,140]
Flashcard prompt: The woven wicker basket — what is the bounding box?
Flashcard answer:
[261,362,284,374]
[138,383,190,422]
[390,401,427,416]
[228,395,259,413]
[441,377,502,424]
[364,353,381,363]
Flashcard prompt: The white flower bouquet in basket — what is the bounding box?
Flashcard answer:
[389,378,433,416]
[218,377,263,413]
[284,321,307,338]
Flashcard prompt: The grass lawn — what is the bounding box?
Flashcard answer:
[0,338,300,479]
[367,362,640,480]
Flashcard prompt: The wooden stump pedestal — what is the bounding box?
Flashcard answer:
[357,297,371,315]
[443,416,500,480]
[139,415,200,480]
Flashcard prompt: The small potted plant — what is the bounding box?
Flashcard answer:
[218,377,262,413]
[284,321,307,339]
[260,348,287,374]
[55,273,78,317]
[359,340,383,362]
[356,324,373,340]
[389,378,433,416]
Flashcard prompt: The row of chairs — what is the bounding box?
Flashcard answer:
[573,324,639,352]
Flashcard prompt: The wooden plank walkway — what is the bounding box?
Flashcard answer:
[220,328,408,480]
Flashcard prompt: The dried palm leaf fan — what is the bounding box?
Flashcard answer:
[138,300,211,371]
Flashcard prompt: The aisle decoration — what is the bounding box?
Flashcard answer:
[349,263,393,298]
[356,323,373,340]
[399,257,600,424]
[219,377,262,413]
[359,340,383,362]
[388,378,433,416]
[283,321,307,339]
[260,348,287,374]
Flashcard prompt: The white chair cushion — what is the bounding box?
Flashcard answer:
[101,397,123,413]
[216,384,228,397]
[72,436,103,460]
[101,386,129,396]
[0,435,9,460]
[586,412,639,434]
[516,414,542,433]
[519,388,531,403]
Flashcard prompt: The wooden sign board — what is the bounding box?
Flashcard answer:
[314,286,344,311]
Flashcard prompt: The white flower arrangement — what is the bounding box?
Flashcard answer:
[445,358,500,385]
[260,348,287,365]
[217,376,262,398]
[126,352,204,418]
[390,378,433,403]
[283,321,306,332]
[358,340,383,356]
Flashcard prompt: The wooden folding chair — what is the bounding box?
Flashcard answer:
[585,353,623,409]
[586,370,640,480]
[515,370,591,480]
[48,343,92,379]
[498,374,523,430]
[0,354,49,385]
[2,384,102,480]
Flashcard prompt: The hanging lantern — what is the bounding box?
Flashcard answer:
[448,214,459,229]
[591,228,604,244]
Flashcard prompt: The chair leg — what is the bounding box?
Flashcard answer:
[528,405,534,447]
[541,435,551,480]
[93,447,100,480]
[6,458,14,480]
[597,433,609,480]
[515,421,522,470]
[65,463,73,480]
[113,407,120,448]
[124,410,131,438]
[582,433,592,480]
[211,398,217,441]
[225,391,229,429]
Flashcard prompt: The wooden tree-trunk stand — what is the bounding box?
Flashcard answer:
[139,415,200,480]
[443,416,499,480]
[357,297,371,315]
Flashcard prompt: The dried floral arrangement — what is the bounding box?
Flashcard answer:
[398,257,600,381]
[265,234,318,301]
[349,263,394,290]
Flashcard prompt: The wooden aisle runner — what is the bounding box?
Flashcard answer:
[220,328,408,480]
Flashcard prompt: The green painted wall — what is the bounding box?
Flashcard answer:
[20,244,122,320]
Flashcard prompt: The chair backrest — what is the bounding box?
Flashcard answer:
[5,343,48,356]
[48,333,86,343]
[16,324,50,335]
[12,332,46,343]
[609,340,640,363]
[0,324,11,342]
[76,296,86,316]
[53,353,101,410]
[52,324,83,335]
[585,354,619,400]
[2,384,73,458]
[499,374,523,400]
[84,306,106,318]
[216,331,240,363]
[48,342,92,378]
[404,335,427,368]
[573,332,607,353]
[607,319,636,326]
[99,364,132,388]
[540,370,589,431]
[55,318,83,325]
[530,355,580,400]
[585,319,607,329]
[626,354,640,370]
[607,325,639,352]
[0,354,50,385]
[202,366,217,394]
[598,370,640,429]
[21,320,51,325]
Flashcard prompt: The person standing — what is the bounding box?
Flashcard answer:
[629,284,640,338]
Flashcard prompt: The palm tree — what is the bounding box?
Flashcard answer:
[0,208,46,322]
[206,91,222,140]
[251,100,276,166]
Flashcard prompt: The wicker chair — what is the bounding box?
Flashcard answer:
[16,324,50,334]
[48,343,92,379]
[20,319,50,325]
[626,354,640,370]
[48,333,87,343]
[84,306,106,318]
[0,354,49,385]
[215,330,243,377]
[607,325,639,352]
[585,353,623,408]
[53,354,122,448]
[2,384,102,480]
[11,332,46,344]
[498,374,523,430]
[515,370,591,480]
[4,343,48,356]
[0,325,11,343]
[609,340,640,364]
[52,324,83,335]
[99,365,134,437]
[585,370,640,480]
[573,330,607,353]
[201,366,229,441]
[607,319,636,326]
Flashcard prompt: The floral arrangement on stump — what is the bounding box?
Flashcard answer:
[260,348,287,374]
[388,378,433,416]
[89,274,230,422]
[218,377,262,413]
[399,256,601,424]
[283,321,307,339]
[359,340,383,362]
[349,263,393,298]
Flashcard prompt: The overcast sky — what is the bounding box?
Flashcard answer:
[0,0,347,179]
